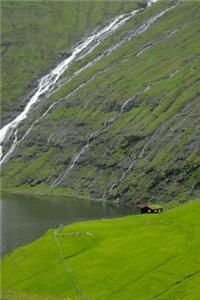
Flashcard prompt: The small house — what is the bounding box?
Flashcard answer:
[139,204,163,214]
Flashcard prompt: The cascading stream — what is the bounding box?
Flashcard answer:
[1,70,107,165]
[51,0,182,187]
[1,0,183,198]
[1,0,180,173]
[55,90,147,191]
[0,6,143,163]
[60,1,178,90]
[2,0,180,179]
[0,0,163,165]
[51,92,148,188]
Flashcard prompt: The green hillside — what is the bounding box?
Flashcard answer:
[1,0,141,124]
[2,199,200,300]
[1,0,200,206]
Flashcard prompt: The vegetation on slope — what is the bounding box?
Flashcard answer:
[2,199,200,300]
[1,0,200,205]
[1,0,142,124]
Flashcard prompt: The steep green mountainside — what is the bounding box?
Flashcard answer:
[2,199,200,300]
[1,0,200,205]
[1,0,141,124]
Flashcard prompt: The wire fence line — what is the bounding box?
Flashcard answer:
[58,232,93,237]
[53,213,135,299]
[64,213,135,225]
[53,226,90,300]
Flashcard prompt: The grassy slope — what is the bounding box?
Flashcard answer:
[2,0,200,205]
[2,199,200,300]
[1,0,141,123]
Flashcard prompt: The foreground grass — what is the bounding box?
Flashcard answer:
[1,199,200,300]
[2,290,76,300]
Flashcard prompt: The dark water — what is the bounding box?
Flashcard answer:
[0,192,133,257]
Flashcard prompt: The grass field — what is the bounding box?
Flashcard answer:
[1,199,200,300]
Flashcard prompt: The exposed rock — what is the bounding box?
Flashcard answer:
[121,135,145,149]
[58,49,72,58]
[193,181,200,190]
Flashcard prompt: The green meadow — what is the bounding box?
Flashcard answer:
[2,199,200,300]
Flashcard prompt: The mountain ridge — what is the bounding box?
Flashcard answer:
[1,0,200,206]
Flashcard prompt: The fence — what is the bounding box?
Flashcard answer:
[64,212,137,225]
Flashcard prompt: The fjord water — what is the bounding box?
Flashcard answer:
[0,193,132,257]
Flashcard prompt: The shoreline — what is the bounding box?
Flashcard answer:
[1,188,106,203]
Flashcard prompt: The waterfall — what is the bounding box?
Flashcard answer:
[106,127,161,199]
[51,93,145,187]
[0,71,106,165]
[0,0,180,167]
[0,0,164,164]
[50,0,181,186]
[0,6,143,162]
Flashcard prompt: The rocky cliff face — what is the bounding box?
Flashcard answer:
[1,0,200,206]
[1,0,140,125]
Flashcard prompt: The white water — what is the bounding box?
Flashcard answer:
[60,0,179,92]
[51,0,181,190]
[51,145,89,187]
[71,0,179,85]
[51,93,142,187]
[1,0,179,167]
[169,69,179,78]
[51,127,105,187]
[0,6,142,162]
[107,127,161,197]
[147,0,160,7]
[49,0,181,187]
[137,44,152,57]
[0,70,106,165]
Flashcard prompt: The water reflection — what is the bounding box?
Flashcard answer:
[0,192,133,256]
